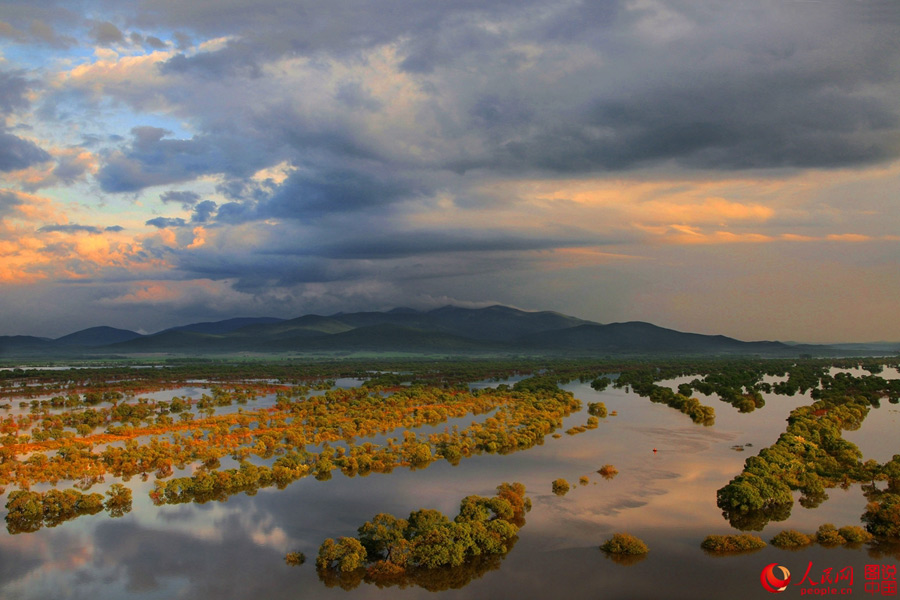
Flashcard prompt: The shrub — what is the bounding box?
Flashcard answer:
[815,524,846,546]
[587,402,608,417]
[837,525,873,544]
[285,551,306,566]
[600,533,649,555]
[701,534,766,553]
[770,529,814,549]
[598,465,618,480]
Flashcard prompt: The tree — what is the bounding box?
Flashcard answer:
[358,513,409,565]
[104,483,133,518]
[317,537,368,572]
[862,494,900,538]
[551,479,570,496]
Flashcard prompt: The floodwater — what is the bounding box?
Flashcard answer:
[1,370,898,599]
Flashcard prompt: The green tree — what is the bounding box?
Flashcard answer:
[316,537,368,572]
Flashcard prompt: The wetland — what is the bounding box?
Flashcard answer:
[1,357,899,599]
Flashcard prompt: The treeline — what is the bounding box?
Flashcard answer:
[149,382,581,506]
[612,370,715,424]
[716,369,900,532]
[2,381,579,492]
[5,484,131,534]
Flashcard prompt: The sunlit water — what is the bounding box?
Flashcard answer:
[1,370,898,599]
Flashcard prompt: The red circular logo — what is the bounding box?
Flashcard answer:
[761,563,791,593]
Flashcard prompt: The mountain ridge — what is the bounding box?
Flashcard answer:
[0,305,893,358]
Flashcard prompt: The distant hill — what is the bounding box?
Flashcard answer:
[55,326,143,347]
[516,322,792,354]
[0,305,886,358]
[162,317,285,335]
[0,335,55,356]
[266,323,492,352]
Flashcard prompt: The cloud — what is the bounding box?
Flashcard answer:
[38,224,102,234]
[145,35,167,49]
[146,217,186,228]
[89,21,125,46]
[0,70,34,115]
[0,133,51,172]
[160,190,201,207]
[191,200,217,223]
[0,16,77,48]
[96,126,275,192]
[1,0,899,342]
[9,148,97,191]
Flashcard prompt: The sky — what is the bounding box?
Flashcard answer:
[0,0,898,343]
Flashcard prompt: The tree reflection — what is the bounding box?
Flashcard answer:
[600,549,647,567]
[318,539,516,591]
[721,502,791,531]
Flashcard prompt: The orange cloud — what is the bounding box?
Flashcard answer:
[0,221,170,284]
[639,197,773,225]
[99,279,241,308]
[1,188,66,223]
[4,148,98,191]
[826,233,871,242]
[642,224,774,245]
[61,48,174,103]
[187,226,207,249]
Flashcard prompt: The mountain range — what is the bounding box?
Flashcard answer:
[0,305,894,358]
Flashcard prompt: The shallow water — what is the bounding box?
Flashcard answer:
[1,372,898,599]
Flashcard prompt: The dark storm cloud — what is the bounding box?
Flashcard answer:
[136,0,539,61]
[260,167,425,220]
[307,228,597,260]
[483,66,900,173]
[78,0,900,208]
[166,214,605,291]
[160,41,264,78]
[97,127,273,192]
[0,132,51,171]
